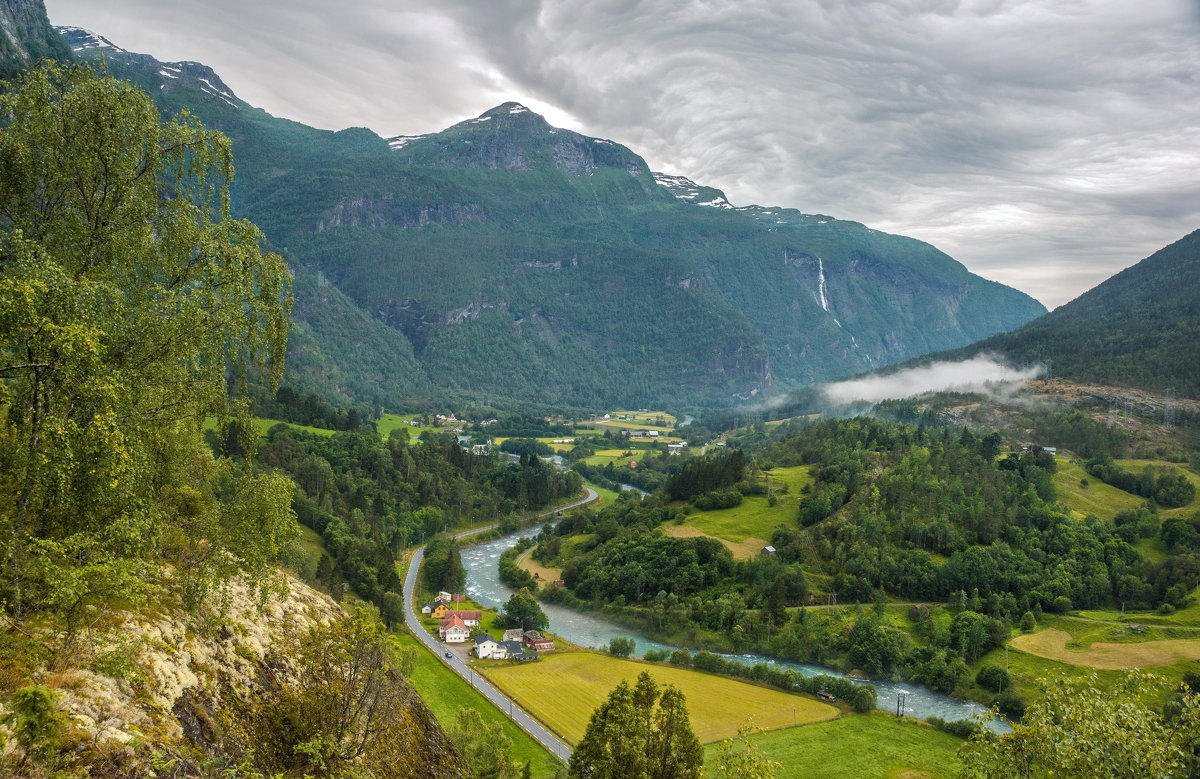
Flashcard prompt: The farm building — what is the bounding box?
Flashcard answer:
[522,630,555,652]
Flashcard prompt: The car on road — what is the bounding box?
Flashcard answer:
[444,651,453,659]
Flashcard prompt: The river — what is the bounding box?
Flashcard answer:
[462,525,1008,732]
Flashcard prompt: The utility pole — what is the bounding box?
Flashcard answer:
[896,690,908,718]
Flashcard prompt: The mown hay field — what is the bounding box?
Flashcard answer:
[481,652,838,745]
[1011,627,1200,669]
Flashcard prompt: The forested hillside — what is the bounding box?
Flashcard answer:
[58,28,1046,410]
[898,230,1200,399]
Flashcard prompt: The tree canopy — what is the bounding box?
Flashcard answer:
[0,64,293,634]
[568,671,703,779]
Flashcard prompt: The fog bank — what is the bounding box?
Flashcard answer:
[821,357,1042,406]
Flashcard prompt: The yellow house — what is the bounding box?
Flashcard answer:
[429,603,450,620]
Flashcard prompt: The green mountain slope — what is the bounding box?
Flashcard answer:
[59,27,1046,409]
[961,229,1200,397]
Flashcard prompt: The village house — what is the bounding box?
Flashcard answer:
[420,602,436,614]
[502,629,525,643]
[522,630,555,652]
[428,603,451,620]
[474,635,504,659]
[439,616,470,643]
[760,545,777,556]
[441,610,482,628]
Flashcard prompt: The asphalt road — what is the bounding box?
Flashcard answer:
[402,486,598,765]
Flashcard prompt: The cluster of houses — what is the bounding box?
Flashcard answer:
[474,629,554,661]
[422,591,555,661]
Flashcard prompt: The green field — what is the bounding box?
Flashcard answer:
[481,652,838,745]
[394,632,561,777]
[974,614,1200,707]
[682,466,812,544]
[376,413,442,442]
[1053,459,1144,520]
[710,711,964,778]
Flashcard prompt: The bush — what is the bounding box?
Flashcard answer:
[926,716,983,739]
[1156,602,1177,616]
[1019,611,1036,631]
[1050,596,1073,614]
[976,666,1011,693]
[995,690,1027,720]
[607,637,635,658]
[669,650,692,667]
[642,650,666,662]
[692,487,743,511]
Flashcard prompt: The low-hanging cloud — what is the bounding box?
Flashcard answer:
[821,356,1042,406]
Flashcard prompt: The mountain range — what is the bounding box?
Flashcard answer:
[51,26,1046,410]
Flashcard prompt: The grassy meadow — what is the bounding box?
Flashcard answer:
[393,632,561,777]
[480,652,838,745]
[710,711,964,779]
[670,466,812,556]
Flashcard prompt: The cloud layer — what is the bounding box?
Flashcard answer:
[821,356,1042,405]
[44,0,1200,307]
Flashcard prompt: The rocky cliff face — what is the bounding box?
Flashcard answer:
[0,575,466,777]
[0,0,69,78]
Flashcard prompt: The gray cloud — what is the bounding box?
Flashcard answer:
[45,0,1200,307]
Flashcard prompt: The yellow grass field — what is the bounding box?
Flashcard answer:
[516,548,563,582]
[663,524,765,561]
[482,653,838,745]
[1011,628,1200,670]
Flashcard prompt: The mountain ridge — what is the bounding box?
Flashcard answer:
[57,25,1047,410]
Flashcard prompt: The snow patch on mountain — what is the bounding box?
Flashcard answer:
[56,26,126,53]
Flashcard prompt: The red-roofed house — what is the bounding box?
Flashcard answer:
[443,610,482,628]
[438,616,469,643]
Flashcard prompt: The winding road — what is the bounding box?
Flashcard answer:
[402,487,598,765]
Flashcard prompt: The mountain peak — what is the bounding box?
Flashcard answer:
[481,101,536,118]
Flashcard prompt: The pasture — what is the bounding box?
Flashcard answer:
[1010,627,1200,670]
[480,652,838,745]
[711,711,964,779]
[663,523,763,560]
[1053,459,1144,520]
[681,465,812,545]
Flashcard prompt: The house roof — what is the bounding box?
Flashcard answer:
[500,641,525,654]
[446,610,482,620]
[522,630,546,640]
[441,616,468,632]
[474,634,498,646]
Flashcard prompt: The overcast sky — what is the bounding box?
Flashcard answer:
[45,0,1200,308]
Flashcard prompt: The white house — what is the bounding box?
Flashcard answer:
[502,629,525,642]
[439,616,470,643]
[474,635,504,659]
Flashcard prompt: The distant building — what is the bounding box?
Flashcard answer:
[522,630,555,652]
[760,546,777,556]
[502,629,525,643]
